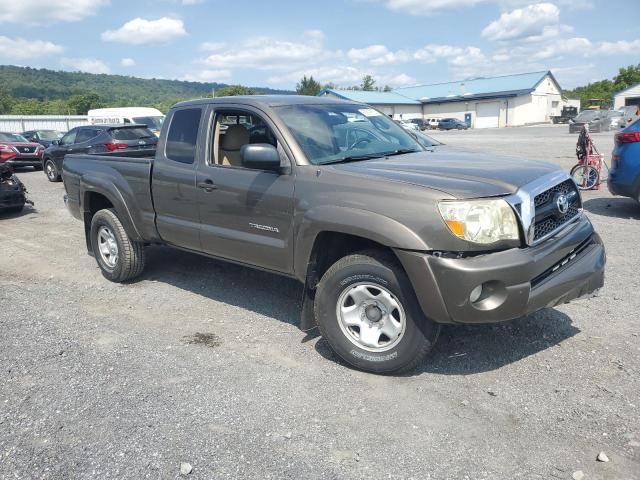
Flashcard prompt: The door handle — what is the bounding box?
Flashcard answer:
[197,179,216,192]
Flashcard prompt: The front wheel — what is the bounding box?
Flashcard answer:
[314,250,440,374]
[90,209,145,282]
[44,159,60,182]
[571,164,600,190]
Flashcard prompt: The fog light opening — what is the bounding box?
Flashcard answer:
[469,285,483,303]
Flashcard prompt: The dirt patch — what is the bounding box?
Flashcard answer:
[182,332,222,348]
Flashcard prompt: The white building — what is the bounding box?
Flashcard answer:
[614,83,640,109]
[319,71,564,128]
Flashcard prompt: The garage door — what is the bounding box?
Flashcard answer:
[475,102,500,128]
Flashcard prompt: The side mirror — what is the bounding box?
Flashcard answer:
[51,140,60,146]
[240,144,281,172]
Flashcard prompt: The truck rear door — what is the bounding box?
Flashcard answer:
[151,106,204,251]
[195,104,295,274]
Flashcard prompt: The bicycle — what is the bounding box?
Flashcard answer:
[570,124,602,190]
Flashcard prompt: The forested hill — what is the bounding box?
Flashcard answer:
[0,65,293,114]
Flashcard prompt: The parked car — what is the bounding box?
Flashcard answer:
[425,118,441,129]
[569,110,610,133]
[408,118,428,130]
[0,131,44,169]
[62,96,605,374]
[551,106,578,124]
[438,118,469,130]
[88,107,165,136]
[618,105,640,128]
[22,129,65,148]
[608,119,640,203]
[607,110,625,129]
[42,124,157,182]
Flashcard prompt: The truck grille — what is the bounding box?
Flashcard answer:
[533,179,581,242]
[17,146,37,154]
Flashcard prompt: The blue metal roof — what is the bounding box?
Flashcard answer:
[393,71,558,104]
[318,89,420,105]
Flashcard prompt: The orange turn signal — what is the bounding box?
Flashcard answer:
[445,220,465,237]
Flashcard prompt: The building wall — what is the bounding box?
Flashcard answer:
[614,84,640,109]
[0,115,88,133]
[422,99,509,128]
[369,104,422,119]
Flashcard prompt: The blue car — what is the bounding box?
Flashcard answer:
[438,118,469,130]
[608,119,640,203]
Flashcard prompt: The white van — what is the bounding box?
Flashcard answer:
[87,107,165,136]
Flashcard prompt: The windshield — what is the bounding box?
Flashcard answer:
[38,130,64,140]
[0,133,28,142]
[575,111,601,121]
[274,104,422,165]
[132,116,164,129]
[411,130,443,148]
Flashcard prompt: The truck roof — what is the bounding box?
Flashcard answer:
[173,95,360,109]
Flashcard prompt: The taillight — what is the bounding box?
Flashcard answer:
[103,143,129,151]
[0,144,17,162]
[615,131,640,144]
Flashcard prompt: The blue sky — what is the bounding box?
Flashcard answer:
[0,0,638,90]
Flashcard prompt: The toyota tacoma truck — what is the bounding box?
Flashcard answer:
[62,96,605,374]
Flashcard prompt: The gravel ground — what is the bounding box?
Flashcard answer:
[1,125,639,479]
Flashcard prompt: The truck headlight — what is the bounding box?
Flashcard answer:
[438,199,520,244]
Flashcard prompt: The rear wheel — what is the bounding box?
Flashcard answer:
[314,250,440,374]
[90,209,145,282]
[571,164,599,190]
[44,159,60,182]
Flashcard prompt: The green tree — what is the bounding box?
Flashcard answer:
[296,75,323,96]
[211,85,256,97]
[382,85,392,92]
[612,64,640,92]
[360,75,376,91]
[67,93,104,114]
[0,87,14,114]
[323,82,337,90]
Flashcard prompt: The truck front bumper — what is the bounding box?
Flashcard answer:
[395,215,605,324]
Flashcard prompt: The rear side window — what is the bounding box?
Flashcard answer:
[166,108,202,164]
[76,128,100,143]
[109,127,155,141]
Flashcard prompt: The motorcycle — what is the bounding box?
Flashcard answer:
[0,164,33,214]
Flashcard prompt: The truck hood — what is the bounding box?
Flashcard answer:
[331,149,561,199]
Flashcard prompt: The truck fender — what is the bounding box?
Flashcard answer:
[80,174,144,243]
[293,205,429,282]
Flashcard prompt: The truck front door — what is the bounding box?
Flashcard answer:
[195,105,295,274]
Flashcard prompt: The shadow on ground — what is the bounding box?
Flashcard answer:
[0,204,37,219]
[315,309,578,375]
[142,246,303,327]
[583,197,640,220]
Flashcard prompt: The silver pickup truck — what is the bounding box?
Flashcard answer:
[63,96,605,374]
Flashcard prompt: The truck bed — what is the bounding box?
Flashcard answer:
[62,153,160,243]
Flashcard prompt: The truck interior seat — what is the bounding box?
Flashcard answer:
[219,124,249,166]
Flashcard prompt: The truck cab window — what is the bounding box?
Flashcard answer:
[211,110,277,167]
[166,108,202,164]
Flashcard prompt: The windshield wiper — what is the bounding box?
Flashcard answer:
[381,148,419,157]
[320,154,385,165]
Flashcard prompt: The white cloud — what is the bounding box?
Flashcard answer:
[182,69,232,82]
[102,17,187,45]
[0,36,63,59]
[120,58,136,67]
[382,0,486,16]
[201,30,331,70]
[482,3,560,41]
[61,58,111,74]
[0,0,109,25]
[347,45,411,65]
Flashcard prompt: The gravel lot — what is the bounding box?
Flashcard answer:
[1,125,639,479]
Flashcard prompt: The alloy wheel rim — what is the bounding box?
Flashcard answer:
[46,162,55,180]
[336,282,406,352]
[97,226,119,268]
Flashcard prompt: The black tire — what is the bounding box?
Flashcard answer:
[314,250,440,374]
[44,159,60,182]
[2,205,24,214]
[90,208,145,282]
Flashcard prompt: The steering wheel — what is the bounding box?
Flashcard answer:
[348,138,371,150]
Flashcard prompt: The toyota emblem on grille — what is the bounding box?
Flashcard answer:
[556,194,570,215]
